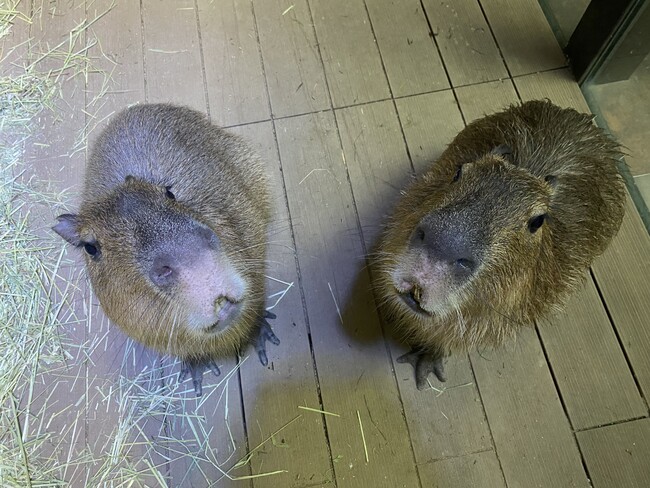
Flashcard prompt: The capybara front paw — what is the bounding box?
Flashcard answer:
[179,359,221,397]
[255,310,280,366]
[397,349,446,390]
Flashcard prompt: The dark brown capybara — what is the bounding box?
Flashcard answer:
[373,100,626,389]
[53,103,279,396]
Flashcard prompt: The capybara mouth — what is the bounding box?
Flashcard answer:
[398,287,431,316]
[203,296,240,333]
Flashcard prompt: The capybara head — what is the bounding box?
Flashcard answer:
[54,174,255,358]
[374,100,626,353]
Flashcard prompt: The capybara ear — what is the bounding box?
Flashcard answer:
[544,174,558,188]
[52,214,82,247]
[490,144,513,161]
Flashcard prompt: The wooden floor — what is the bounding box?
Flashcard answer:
[14,0,650,487]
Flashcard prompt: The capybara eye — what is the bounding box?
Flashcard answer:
[452,166,462,182]
[528,214,546,233]
[165,186,176,200]
[83,242,99,256]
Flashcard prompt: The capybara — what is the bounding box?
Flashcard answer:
[373,100,625,389]
[54,103,279,396]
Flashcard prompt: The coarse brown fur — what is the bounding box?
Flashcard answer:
[54,103,271,363]
[373,100,626,366]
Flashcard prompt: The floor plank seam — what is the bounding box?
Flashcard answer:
[218,63,579,130]
[475,0,516,84]
[419,0,466,96]
[534,325,577,431]
[353,2,439,485]
[304,0,336,111]
[588,268,650,414]
[359,0,394,100]
[390,94,419,175]
[193,0,211,119]
[534,324,594,487]
[416,0,466,129]
[235,364,254,488]
[418,447,495,466]
[467,354,509,487]
[329,72,416,488]
[570,427,596,488]
[250,1,339,483]
[574,414,650,434]
[270,121,339,485]
[289,2,344,483]
[416,3,510,484]
[139,0,149,103]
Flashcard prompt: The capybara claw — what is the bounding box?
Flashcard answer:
[255,311,280,366]
[179,359,221,397]
[397,349,446,390]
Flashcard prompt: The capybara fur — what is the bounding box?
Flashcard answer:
[373,100,626,389]
[53,103,278,394]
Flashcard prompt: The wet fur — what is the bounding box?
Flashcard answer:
[374,100,626,357]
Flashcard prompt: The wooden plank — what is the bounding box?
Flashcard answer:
[163,356,249,488]
[421,0,508,86]
[395,353,494,463]
[480,0,566,76]
[538,278,646,430]
[230,121,332,487]
[197,0,270,126]
[514,68,590,111]
[418,450,506,488]
[577,418,650,488]
[470,329,589,488]
[142,0,206,111]
[253,0,329,118]
[275,111,420,487]
[337,101,495,480]
[85,0,146,128]
[335,100,413,247]
[394,90,465,174]
[310,0,390,108]
[455,79,518,122]
[592,197,650,401]
[515,66,650,407]
[365,0,449,97]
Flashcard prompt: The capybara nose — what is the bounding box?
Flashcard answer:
[150,254,178,287]
[411,223,478,277]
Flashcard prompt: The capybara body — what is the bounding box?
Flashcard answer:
[374,100,626,388]
[54,104,273,379]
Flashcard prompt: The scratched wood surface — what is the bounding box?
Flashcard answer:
[16,1,650,487]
